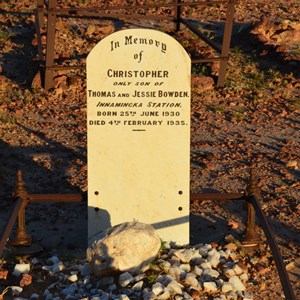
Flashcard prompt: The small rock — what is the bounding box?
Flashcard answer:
[0,269,8,279]
[78,263,90,276]
[174,249,199,263]
[200,262,212,270]
[157,290,171,300]
[20,273,32,287]
[52,262,64,273]
[286,160,298,168]
[224,243,237,251]
[166,281,183,295]
[221,282,233,293]
[61,283,77,296]
[233,264,243,275]
[152,282,164,295]
[228,275,246,291]
[12,264,30,277]
[239,273,249,282]
[198,244,212,257]
[118,295,130,300]
[68,274,78,283]
[193,265,203,276]
[132,280,143,292]
[118,272,134,287]
[168,266,186,281]
[203,268,220,278]
[203,281,218,293]
[98,276,114,287]
[184,273,199,288]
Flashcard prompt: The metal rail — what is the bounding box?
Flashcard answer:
[35,0,235,90]
[0,170,82,257]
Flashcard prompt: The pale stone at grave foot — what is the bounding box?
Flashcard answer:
[87,222,161,276]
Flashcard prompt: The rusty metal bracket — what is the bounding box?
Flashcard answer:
[0,170,82,257]
[247,193,296,300]
[34,0,235,90]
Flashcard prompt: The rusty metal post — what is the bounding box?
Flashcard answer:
[174,0,182,31]
[242,169,261,247]
[44,0,57,90]
[34,0,45,65]
[217,0,235,87]
[12,170,32,246]
[36,0,45,28]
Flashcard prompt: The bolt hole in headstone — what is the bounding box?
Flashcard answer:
[87,29,191,245]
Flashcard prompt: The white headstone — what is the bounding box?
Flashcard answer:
[87,29,191,245]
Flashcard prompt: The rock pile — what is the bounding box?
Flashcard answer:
[5,242,253,300]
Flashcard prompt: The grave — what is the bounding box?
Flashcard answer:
[87,29,191,245]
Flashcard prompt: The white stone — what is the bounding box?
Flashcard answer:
[207,250,221,268]
[152,282,164,295]
[203,268,220,278]
[10,286,23,295]
[87,222,161,276]
[157,290,171,300]
[229,252,238,261]
[221,282,233,293]
[198,244,212,256]
[203,281,218,293]
[182,291,193,300]
[52,262,65,273]
[229,275,246,291]
[233,264,243,275]
[174,249,199,263]
[224,268,235,278]
[166,281,183,295]
[184,273,199,288]
[179,264,191,272]
[45,293,53,300]
[132,281,143,292]
[108,284,117,292]
[239,273,249,282]
[118,272,134,287]
[133,273,145,281]
[61,283,77,296]
[47,256,60,265]
[79,263,90,276]
[118,295,130,300]
[193,265,203,276]
[200,261,212,270]
[12,264,30,276]
[168,266,186,281]
[68,274,78,283]
[218,250,229,259]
